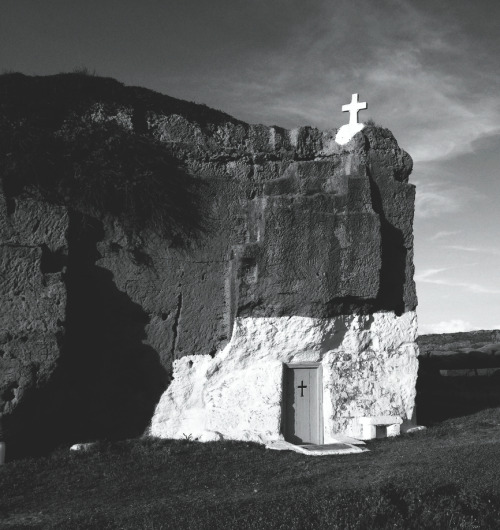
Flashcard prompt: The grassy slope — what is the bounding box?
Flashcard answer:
[0,72,242,128]
[418,329,500,353]
[1,408,500,529]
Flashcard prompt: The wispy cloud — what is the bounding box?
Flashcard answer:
[362,50,500,162]
[156,0,500,169]
[3,0,500,166]
[415,267,500,295]
[420,319,479,334]
[444,245,500,257]
[414,181,465,218]
[416,268,450,280]
[430,230,462,241]
[233,2,500,163]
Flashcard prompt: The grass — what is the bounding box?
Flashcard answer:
[1,409,500,529]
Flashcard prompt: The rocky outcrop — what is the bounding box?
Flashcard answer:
[0,74,417,452]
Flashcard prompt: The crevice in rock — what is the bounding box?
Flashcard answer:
[367,166,406,316]
[130,248,154,268]
[109,242,122,253]
[2,382,18,403]
[171,292,183,359]
[132,104,148,135]
[1,243,38,249]
[5,197,16,216]
[40,244,67,273]
[0,332,13,345]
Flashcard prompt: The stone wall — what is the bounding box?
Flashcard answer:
[88,109,416,362]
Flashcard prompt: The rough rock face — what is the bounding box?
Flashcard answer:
[0,75,417,451]
[0,193,68,447]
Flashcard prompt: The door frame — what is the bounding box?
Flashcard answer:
[282,362,324,445]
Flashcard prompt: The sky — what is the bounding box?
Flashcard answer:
[1,0,499,334]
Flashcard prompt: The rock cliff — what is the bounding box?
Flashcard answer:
[0,74,417,452]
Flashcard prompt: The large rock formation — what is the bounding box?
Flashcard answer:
[0,74,417,452]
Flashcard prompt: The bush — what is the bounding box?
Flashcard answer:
[0,73,206,242]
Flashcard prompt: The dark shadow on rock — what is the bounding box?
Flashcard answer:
[367,169,407,315]
[3,212,168,459]
[59,212,168,442]
[416,363,500,425]
[0,89,207,245]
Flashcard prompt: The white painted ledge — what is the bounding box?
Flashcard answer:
[358,416,403,425]
[266,440,368,456]
[358,416,403,440]
[335,123,365,145]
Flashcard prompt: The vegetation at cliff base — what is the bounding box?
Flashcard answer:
[1,408,500,529]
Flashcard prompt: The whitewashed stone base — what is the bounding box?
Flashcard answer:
[149,311,419,443]
[358,416,403,440]
[335,123,365,145]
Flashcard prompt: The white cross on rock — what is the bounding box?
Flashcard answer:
[335,93,368,145]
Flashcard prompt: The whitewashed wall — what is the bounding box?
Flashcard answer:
[149,311,419,442]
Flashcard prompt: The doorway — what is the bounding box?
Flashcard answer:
[283,363,323,444]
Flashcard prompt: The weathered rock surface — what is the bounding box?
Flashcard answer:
[0,192,67,446]
[0,74,417,452]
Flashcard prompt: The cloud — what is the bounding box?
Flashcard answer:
[414,181,462,218]
[413,174,483,218]
[149,0,500,170]
[220,1,500,163]
[415,268,450,280]
[444,245,500,257]
[430,230,462,241]
[415,267,500,295]
[362,51,500,162]
[420,319,479,334]
[3,0,500,166]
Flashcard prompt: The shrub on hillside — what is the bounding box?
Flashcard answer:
[0,73,206,242]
